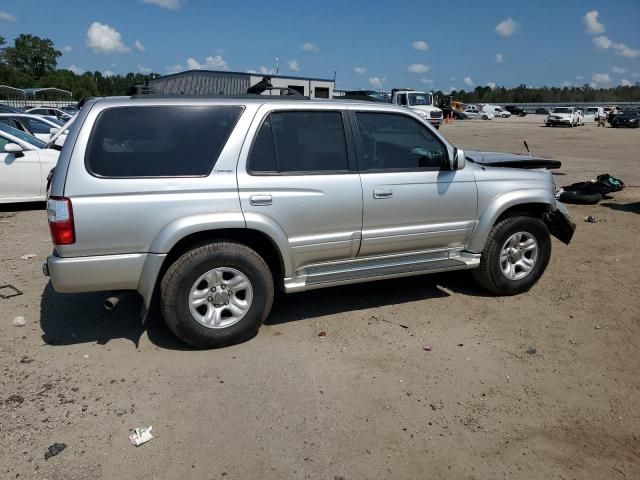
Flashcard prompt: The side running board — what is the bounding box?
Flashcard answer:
[284,251,479,292]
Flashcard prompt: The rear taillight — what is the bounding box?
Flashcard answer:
[47,196,75,245]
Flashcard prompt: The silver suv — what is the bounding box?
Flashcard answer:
[44,96,575,348]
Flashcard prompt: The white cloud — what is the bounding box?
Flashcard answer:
[463,76,474,86]
[166,64,183,74]
[561,81,572,87]
[592,72,611,85]
[287,59,300,72]
[446,86,456,93]
[63,45,73,53]
[593,35,640,58]
[407,64,430,74]
[612,66,627,74]
[142,0,184,9]
[185,54,228,71]
[103,70,115,77]
[137,64,152,74]
[583,10,605,35]
[369,77,384,89]
[632,72,639,78]
[86,22,130,53]
[486,82,496,89]
[67,65,84,75]
[450,77,456,81]
[420,78,434,84]
[134,40,145,52]
[495,53,504,63]
[412,40,429,51]
[302,42,319,52]
[495,18,518,38]
[259,66,271,75]
[111,63,117,67]
[620,78,632,86]
[353,67,367,74]
[0,11,17,22]
[246,69,258,74]
[589,82,597,88]
[576,75,584,80]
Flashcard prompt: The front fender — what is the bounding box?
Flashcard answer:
[467,188,556,253]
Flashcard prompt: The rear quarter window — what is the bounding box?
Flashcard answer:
[85,106,243,177]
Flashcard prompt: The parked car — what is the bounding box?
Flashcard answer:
[584,106,605,123]
[611,110,640,128]
[482,105,511,118]
[463,105,494,120]
[440,106,468,120]
[575,109,585,126]
[26,107,74,121]
[504,105,527,117]
[535,108,550,115]
[0,103,25,114]
[0,114,65,142]
[545,107,580,127]
[0,123,59,203]
[43,96,575,348]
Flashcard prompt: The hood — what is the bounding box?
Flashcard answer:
[466,150,561,169]
[410,105,441,113]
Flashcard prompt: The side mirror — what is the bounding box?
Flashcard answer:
[49,127,60,135]
[451,148,466,170]
[4,143,24,154]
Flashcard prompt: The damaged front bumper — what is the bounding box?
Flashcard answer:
[544,202,576,244]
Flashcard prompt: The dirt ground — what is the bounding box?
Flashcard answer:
[1,116,639,479]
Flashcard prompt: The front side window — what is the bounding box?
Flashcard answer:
[355,112,448,171]
[25,118,52,134]
[86,106,242,177]
[248,111,349,174]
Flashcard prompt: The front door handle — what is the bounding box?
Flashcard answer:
[373,188,393,199]
[250,194,272,206]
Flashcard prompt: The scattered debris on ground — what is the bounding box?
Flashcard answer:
[0,284,23,299]
[19,254,37,260]
[129,426,154,447]
[44,443,67,460]
[318,331,326,337]
[584,215,599,223]
[11,316,26,327]
[422,345,432,352]
[526,347,537,354]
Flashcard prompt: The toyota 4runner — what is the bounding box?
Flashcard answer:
[44,96,575,348]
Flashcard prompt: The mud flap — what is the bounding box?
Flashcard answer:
[544,204,576,244]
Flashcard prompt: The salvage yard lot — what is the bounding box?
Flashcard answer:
[1,117,638,479]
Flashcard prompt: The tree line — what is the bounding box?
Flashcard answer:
[1,33,639,103]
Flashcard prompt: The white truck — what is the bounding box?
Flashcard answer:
[390,89,443,129]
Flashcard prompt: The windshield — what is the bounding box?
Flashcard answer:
[553,107,572,113]
[0,122,46,148]
[408,93,432,106]
[620,111,638,118]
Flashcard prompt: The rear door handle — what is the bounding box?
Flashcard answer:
[250,194,272,206]
[373,188,393,199]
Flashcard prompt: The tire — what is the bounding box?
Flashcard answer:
[160,241,274,348]
[558,190,603,205]
[472,216,551,296]
[482,115,489,120]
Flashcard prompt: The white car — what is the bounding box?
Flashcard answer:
[0,113,65,142]
[25,107,73,121]
[0,123,59,203]
[584,107,605,123]
[463,106,494,120]
[482,105,511,118]
[546,107,580,127]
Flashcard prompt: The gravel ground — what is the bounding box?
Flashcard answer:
[1,117,638,479]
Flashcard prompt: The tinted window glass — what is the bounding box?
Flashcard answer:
[86,106,242,177]
[0,122,46,148]
[355,112,447,171]
[251,111,348,173]
[248,116,277,172]
[25,118,52,134]
[0,135,9,150]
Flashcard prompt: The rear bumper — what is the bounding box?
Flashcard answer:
[45,253,147,293]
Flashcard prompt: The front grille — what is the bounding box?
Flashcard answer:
[430,111,442,119]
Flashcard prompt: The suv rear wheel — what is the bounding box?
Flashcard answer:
[472,216,551,295]
[160,241,274,348]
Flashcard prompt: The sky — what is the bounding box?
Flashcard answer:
[1,0,639,92]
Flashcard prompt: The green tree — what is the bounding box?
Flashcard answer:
[4,34,61,79]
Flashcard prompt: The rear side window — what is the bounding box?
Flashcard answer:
[248,111,348,174]
[86,106,242,177]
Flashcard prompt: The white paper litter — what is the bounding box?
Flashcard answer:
[129,426,154,447]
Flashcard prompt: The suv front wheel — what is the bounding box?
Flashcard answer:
[160,241,274,348]
[472,216,551,295]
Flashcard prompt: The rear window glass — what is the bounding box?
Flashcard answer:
[86,106,242,177]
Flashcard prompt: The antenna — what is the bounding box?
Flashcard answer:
[523,140,532,157]
[481,155,486,170]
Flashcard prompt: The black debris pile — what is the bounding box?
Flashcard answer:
[557,174,624,205]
